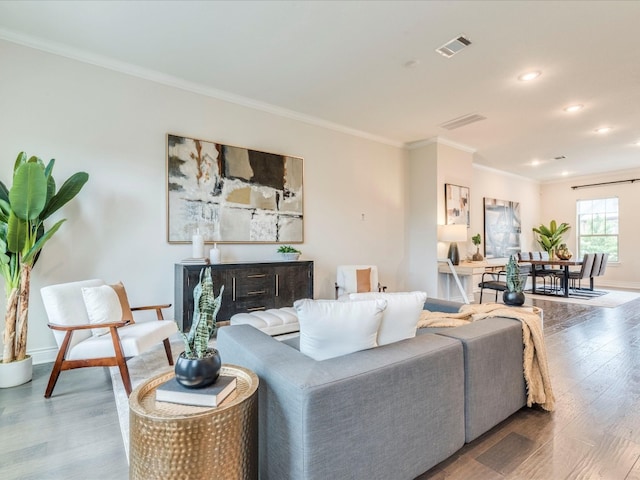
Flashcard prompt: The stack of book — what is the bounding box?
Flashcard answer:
[156,375,237,407]
[181,257,209,265]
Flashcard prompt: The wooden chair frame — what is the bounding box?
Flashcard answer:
[45,304,173,398]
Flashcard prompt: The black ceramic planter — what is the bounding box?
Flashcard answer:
[174,348,222,389]
[503,291,525,306]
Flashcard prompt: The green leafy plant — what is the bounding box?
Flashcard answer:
[180,267,224,359]
[471,234,481,246]
[0,152,88,364]
[532,220,571,255]
[505,254,524,293]
[277,245,301,254]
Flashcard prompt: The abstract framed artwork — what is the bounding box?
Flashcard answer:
[483,197,521,258]
[167,134,304,243]
[445,183,470,226]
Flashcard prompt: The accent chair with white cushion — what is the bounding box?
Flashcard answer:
[334,264,387,299]
[40,279,178,398]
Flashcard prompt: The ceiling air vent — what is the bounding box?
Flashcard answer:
[436,35,472,58]
[553,155,567,160]
[440,113,487,130]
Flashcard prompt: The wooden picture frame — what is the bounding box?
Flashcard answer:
[167,134,304,243]
[445,183,470,226]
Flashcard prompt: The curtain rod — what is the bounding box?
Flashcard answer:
[571,178,640,190]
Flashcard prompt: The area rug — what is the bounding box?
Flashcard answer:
[526,289,640,308]
[109,333,188,462]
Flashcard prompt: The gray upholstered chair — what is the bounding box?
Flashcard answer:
[567,253,596,290]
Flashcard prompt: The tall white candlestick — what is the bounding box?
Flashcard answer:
[192,229,204,258]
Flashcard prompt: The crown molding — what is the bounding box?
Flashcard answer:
[0,29,404,148]
[473,163,540,184]
[405,136,476,153]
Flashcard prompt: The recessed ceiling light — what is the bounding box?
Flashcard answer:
[518,71,541,81]
[564,104,584,113]
[635,140,640,146]
[531,159,540,166]
[595,126,612,134]
[561,171,569,176]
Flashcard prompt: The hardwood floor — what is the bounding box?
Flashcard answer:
[0,364,128,479]
[419,296,640,479]
[1,297,639,479]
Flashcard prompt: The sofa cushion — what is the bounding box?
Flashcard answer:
[294,298,386,361]
[81,284,123,336]
[110,281,134,322]
[349,291,427,345]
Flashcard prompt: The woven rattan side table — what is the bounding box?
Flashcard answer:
[129,364,259,480]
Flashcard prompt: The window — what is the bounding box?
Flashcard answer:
[576,197,618,261]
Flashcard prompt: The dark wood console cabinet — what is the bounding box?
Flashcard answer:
[174,261,314,331]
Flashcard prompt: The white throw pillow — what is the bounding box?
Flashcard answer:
[294,298,387,361]
[348,291,427,345]
[81,285,123,336]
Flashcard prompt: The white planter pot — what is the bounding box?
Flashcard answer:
[0,355,33,388]
[279,253,300,261]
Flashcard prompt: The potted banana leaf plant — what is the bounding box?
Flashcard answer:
[0,152,88,388]
[532,220,571,259]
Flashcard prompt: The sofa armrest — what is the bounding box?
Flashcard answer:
[218,325,465,480]
[423,298,463,313]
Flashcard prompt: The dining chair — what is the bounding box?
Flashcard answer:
[567,253,596,290]
[530,251,557,293]
[478,270,507,303]
[41,279,178,398]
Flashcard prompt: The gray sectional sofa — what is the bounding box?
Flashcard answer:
[217,299,527,480]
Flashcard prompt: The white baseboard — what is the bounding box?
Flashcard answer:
[28,346,58,365]
[596,280,640,291]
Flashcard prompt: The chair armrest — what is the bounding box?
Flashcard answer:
[47,320,130,331]
[131,304,171,320]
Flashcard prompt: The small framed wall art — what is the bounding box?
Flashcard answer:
[167,134,304,243]
[445,183,470,226]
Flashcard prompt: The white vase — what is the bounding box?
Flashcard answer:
[210,245,222,264]
[0,355,33,388]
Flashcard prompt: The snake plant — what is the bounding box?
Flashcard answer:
[505,255,524,293]
[181,267,224,359]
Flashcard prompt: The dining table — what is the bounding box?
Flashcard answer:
[527,258,583,297]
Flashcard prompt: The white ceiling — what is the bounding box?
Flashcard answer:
[1,0,639,182]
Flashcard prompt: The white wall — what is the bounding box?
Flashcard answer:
[406,142,438,294]
[0,40,407,363]
[540,168,640,290]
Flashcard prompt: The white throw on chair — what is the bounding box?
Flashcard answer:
[335,265,387,299]
[40,279,178,398]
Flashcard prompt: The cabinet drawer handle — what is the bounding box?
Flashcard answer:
[247,290,266,296]
[275,274,279,297]
[247,274,266,278]
[232,277,236,302]
[247,306,266,312]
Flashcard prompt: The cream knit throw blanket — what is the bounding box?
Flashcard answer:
[417,303,555,412]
